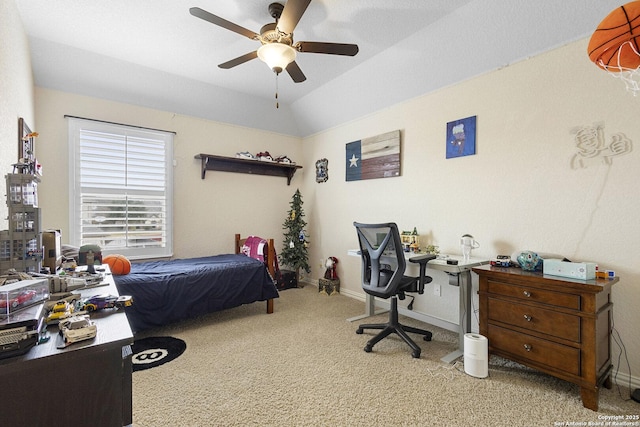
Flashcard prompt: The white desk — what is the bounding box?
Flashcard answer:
[347,249,488,363]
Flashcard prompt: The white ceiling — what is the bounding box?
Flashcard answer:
[16,0,621,137]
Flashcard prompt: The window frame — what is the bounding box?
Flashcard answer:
[67,117,174,260]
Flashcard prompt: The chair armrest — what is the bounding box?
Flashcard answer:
[409,254,437,294]
[408,254,437,265]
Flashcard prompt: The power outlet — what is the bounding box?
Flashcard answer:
[433,283,441,297]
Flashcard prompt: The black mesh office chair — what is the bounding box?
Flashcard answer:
[353,222,437,358]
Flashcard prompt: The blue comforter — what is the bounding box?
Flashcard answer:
[113,254,279,332]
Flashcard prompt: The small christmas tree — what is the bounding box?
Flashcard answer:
[281,189,310,281]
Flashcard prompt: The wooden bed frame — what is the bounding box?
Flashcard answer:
[234,234,277,314]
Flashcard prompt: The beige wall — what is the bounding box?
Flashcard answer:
[301,38,640,385]
[0,0,34,229]
[34,88,303,258]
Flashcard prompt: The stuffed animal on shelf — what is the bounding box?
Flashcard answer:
[323,256,339,280]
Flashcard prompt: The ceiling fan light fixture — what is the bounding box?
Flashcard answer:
[257,43,296,74]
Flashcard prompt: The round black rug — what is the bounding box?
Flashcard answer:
[131,336,186,372]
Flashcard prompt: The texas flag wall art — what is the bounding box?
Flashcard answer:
[345,130,401,182]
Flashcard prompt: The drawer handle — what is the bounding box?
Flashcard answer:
[523,344,532,352]
[523,314,532,322]
[523,290,531,297]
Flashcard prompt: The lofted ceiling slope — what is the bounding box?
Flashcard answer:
[16,0,621,137]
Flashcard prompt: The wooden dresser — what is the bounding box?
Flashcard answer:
[473,265,618,411]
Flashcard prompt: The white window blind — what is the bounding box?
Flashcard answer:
[68,118,173,259]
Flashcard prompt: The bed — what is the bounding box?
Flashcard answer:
[113,234,279,332]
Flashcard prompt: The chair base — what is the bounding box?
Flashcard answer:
[356,296,432,358]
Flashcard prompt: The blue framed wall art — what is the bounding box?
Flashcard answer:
[446,116,477,159]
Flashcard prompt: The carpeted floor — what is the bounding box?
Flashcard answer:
[131,285,638,426]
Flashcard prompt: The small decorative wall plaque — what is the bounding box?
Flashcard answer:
[315,158,328,183]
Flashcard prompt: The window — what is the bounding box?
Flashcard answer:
[68,117,173,259]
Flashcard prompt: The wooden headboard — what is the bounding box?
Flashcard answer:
[234,234,277,279]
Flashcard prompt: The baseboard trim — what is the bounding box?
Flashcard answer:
[610,370,640,390]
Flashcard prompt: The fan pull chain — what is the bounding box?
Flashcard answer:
[275,73,279,109]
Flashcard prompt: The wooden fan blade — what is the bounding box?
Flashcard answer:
[218,51,258,69]
[277,0,311,35]
[296,41,359,56]
[190,7,259,40]
[286,61,307,83]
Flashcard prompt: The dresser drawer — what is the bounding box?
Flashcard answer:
[488,324,581,376]
[488,280,580,310]
[488,297,581,342]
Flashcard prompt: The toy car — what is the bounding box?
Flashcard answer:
[116,295,133,308]
[81,294,116,312]
[490,255,512,267]
[58,315,97,344]
[81,294,133,312]
[46,301,75,324]
[0,289,37,308]
[44,291,82,311]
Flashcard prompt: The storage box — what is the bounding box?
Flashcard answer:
[543,259,596,280]
[318,278,340,295]
[0,278,49,316]
[275,269,297,290]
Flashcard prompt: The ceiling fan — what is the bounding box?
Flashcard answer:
[189,0,359,83]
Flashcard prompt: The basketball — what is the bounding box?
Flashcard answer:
[103,254,131,275]
[588,1,640,71]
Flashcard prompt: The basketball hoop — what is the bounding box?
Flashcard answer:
[588,1,640,95]
[598,41,640,96]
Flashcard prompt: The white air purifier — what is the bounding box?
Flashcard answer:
[463,333,488,378]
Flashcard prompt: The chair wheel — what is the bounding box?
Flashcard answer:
[423,335,432,342]
[412,350,421,358]
[364,345,372,353]
[356,328,363,334]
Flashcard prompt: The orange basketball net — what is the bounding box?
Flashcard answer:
[588,1,640,96]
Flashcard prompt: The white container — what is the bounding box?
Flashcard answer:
[543,258,596,280]
[464,333,488,378]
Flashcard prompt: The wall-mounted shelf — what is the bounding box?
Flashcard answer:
[195,154,302,185]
